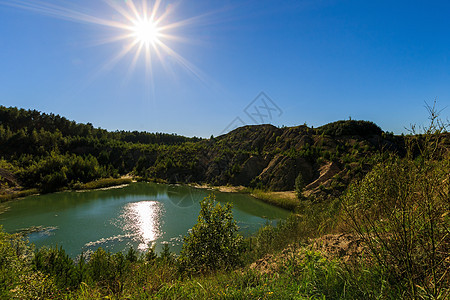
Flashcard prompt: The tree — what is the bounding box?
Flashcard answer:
[295,172,306,199]
[178,194,244,274]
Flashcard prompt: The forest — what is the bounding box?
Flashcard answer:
[0,105,202,194]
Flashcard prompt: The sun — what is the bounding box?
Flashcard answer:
[131,17,161,46]
[2,0,206,83]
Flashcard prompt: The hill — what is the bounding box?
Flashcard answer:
[0,105,406,202]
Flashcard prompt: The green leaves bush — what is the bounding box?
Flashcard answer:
[179,194,244,274]
[295,172,306,199]
[33,246,83,290]
[343,155,449,298]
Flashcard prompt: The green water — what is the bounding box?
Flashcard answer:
[0,182,289,257]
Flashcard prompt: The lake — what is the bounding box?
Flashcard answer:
[0,182,289,257]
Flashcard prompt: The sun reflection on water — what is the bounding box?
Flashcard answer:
[121,201,163,251]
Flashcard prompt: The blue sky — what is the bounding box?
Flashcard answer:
[0,0,449,137]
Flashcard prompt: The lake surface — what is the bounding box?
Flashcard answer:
[0,182,289,257]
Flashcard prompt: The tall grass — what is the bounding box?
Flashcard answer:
[250,189,299,211]
[342,104,450,299]
[0,188,38,202]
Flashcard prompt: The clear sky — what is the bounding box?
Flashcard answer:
[0,0,449,137]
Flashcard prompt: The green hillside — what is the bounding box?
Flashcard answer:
[1,105,405,203]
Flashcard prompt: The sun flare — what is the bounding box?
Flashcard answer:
[131,17,161,46]
[2,0,206,84]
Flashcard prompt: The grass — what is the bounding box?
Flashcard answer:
[0,178,132,203]
[62,247,391,299]
[250,189,299,211]
[0,188,39,203]
[73,178,133,190]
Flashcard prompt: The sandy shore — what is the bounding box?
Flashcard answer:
[189,184,249,193]
[189,183,297,203]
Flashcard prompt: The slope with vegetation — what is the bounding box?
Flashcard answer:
[1,105,405,206]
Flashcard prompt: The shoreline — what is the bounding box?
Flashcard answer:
[0,177,134,203]
[1,178,298,211]
[189,183,298,211]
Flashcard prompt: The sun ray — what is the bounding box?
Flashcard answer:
[102,0,134,22]
[150,0,162,21]
[156,41,208,83]
[123,42,145,85]
[0,0,215,89]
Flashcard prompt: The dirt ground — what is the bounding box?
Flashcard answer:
[250,233,367,274]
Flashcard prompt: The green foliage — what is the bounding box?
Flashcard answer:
[125,247,138,263]
[342,105,450,299]
[17,152,106,192]
[0,227,59,299]
[75,178,132,190]
[316,120,383,137]
[0,106,204,194]
[250,189,299,211]
[160,243,174,262]
[0,188,38,203]
[179,194,244,273]
[0,105,198,145]
[33,246,83,290]
[143,245,157,262]
[343,154,450,298]
[85,248,128,293]
[0,228,26,298]
[295,172,306,199]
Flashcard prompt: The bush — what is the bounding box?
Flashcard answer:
[0,228,26,298]
[85,248,128,293]
[0,227,58,299]
[295,172,306,199]
[178,194,244,274]
[33,246,83,290]
[343,152,449,298]
[343,104,449,298]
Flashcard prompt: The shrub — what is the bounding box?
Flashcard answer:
[178,194,244,274]
[0,227,58,299]
[295,172,306,199]
[160,243,174,262]
[33,246,83,290]
[0,228,27,298]
[85,248,128,293]
[143,246,157,262]
[343,139,449,298]
[125,247,138,263]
